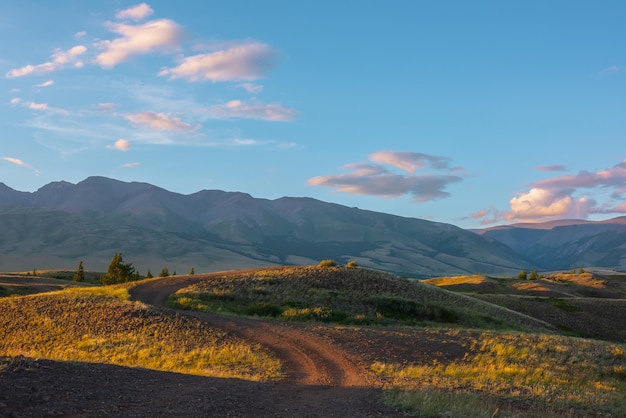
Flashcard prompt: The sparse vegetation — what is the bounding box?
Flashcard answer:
[169,266,551,330]
[374,332,626,416]
[0,286,280,381]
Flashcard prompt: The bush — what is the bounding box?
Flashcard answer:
[245,302,283,317]
[318,259,337,267]
[346,261,358,268]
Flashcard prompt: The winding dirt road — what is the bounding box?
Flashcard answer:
[128,273,406,417]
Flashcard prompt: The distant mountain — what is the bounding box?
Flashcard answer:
[0,176,530,277]
[474,218,626,271]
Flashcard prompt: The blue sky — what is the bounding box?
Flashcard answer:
[1,1,625,229]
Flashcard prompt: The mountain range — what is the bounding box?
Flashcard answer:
[0,176,624,276]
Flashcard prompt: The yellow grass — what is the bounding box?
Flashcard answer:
[547,272,606,289]
[372,331,626,416]
[422,275,487,286]
[0,286,281,381]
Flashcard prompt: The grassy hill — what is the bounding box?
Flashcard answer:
[168,265,555,332]
[422,271,626,342]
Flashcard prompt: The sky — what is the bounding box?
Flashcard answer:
[1,1,625,229]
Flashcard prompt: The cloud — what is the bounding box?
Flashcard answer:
[203,99,297,121]
[307,151,463,202]
[6,45,87,77]
[158,42,276,82]
[94,19,183,68]
[122,162,141,168]
[598,65,622,76]
[124,111,200,131]
[75,31,87,39]
[116,3,154,21]
[35,80,54,88]
[238,83,264,94]
[2,157,39,175]
[370,151,452,173]
[10,97,68,114]
[109,138,131,151]
[535,164,566,172]
[473,159,626,224]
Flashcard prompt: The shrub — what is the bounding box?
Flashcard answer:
[245,302,283,317]
[318,259,337,267]
[346,261,358,268]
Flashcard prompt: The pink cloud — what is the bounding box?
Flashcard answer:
[158,42,276,82]
[95,19,183,68]
[535,164,567,172]
[11,97,68,114]
[6,45,87,78]
[109,139,131,151]
[2,157,40,175]
[122,162,141,168]
[307,151,463,202]
[35,80,54,88]
[238,83,264,94]
[124,111,200,131]
[370,151,451,174]
[204,100,297,121]
[473,159,626,224]
[116,3,154,21]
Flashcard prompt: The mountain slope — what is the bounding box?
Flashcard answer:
[476,218,626,270]
[0,177,530,276]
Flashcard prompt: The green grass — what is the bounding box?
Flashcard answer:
[0,286,281,381]
[372,332,626,417]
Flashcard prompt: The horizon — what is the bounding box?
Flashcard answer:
[1,2,625,229]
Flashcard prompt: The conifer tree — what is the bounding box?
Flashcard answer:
[189,267,195,275]
[100,253,136,285]
[73,261,85,282]
[159,268,169,277]
[145,269,153,279]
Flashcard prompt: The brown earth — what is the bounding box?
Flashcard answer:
[0,273,470,417]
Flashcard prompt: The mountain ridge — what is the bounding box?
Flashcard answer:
[1,176,625,274]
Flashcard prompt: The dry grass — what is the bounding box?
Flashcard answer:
[422,275,488,286]
[373,331,626,417]
[0,286,281,381]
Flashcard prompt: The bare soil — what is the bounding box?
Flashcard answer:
[0,274,470,417]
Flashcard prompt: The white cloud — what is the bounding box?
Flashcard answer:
[124,111,200,131]
[203,99,297,121]
[94,19,183,68]
[122,162,141,168]
[158,42,276,82]
[35,80,54,88]
[6,45,87,78]
[116,3,154,21]
[75,31,87,39]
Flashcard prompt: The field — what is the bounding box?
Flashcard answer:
[1,266,625,417]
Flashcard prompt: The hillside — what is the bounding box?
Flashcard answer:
[0,176,530,277]
[475,217,626,270]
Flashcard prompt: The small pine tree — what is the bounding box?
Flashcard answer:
[516,269,527,280]
[159,268,169,277]
[100,253,136,285]
[73,261,85,282]
[189,267,195,275]
[528,269,540,280]
[579,267,585,274]
[145,270,153,279]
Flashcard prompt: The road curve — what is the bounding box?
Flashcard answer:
[128,272,372,388]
